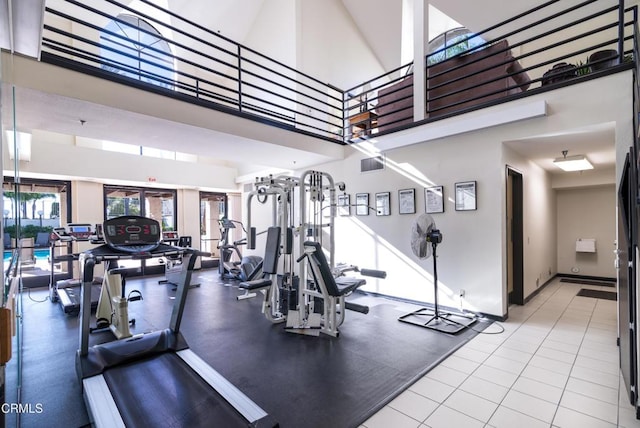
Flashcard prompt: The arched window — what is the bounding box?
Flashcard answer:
[427,27,486,65]
[100,14,174,90]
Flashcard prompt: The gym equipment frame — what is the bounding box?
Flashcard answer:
[76,216,277,428]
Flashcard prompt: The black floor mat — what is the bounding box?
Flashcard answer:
[576,288,617,300]
[9,272,487,428]
[561,278,615,287]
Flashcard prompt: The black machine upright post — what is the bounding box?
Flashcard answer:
[432,241,439,319]
[398,232,477,334]
[169,251,198,333]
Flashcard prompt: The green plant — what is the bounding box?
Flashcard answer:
[575,59,590,76]
[3,225,53,240]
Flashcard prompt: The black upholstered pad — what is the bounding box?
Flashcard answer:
[335,277,366,295]
[239,278,272,290]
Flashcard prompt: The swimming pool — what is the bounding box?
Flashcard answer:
[3,249,50,261]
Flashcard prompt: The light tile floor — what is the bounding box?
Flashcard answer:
[362,278,640,428]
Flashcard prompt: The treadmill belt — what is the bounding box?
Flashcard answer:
[104,352,250,428]
[60,283,101,313]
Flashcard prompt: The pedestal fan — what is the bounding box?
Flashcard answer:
[398,214,476,334]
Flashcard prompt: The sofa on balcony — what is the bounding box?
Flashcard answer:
[376,40,532,132]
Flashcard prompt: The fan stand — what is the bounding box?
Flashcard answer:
[399,240,477,334]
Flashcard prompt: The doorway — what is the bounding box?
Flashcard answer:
[617,150,637,406]
[103,185,177,277]
[199,192,228,269]
[506,167,524,306]
[3,177,71,288]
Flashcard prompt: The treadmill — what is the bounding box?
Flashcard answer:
[49,223,103,314]
[76,215,277,428]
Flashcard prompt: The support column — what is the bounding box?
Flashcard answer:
[413,0,429,122]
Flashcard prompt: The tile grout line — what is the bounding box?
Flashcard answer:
[417,281,567,426]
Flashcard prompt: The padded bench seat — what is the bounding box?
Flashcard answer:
[334,277,366,295]
[239,278,272,291]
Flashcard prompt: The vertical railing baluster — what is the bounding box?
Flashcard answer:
[619,0,625,64]
[237,45,242,112]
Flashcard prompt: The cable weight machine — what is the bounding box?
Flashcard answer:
[243,170,382,337]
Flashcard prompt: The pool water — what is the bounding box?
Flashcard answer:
[3,249,50,261]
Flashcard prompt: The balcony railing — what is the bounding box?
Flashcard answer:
[40,0,636,146]
[346,0,636,140]
[41,0,345,143]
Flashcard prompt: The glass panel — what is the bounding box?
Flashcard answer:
[427,27,487,65]
[105,187,141,219]
[200,192,227,267]
[145,190,175,271]
[104,187,142,272]
[2,179,67,288]
[100,14,174,90]
[104,185,177,276]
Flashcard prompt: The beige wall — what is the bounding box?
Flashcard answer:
[556,185,616,278]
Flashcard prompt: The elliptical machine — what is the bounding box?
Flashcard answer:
[217,218,262,281]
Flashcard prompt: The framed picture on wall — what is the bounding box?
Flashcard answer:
[375,192,391,216]
[398,188,416,214]
[337,194,350,216]
[455,181,477,211]
[355,193,369,216]
[425,186,444,214]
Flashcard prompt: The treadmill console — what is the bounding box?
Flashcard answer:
[53,223,95,241]
[162,231,179,244]
[103,216,161,253]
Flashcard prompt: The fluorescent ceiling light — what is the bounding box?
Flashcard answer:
[553,154,593,171]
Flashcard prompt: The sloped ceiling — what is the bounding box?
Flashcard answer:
[340,0,404,72]
[3,0,622,179]
[165,0,267,43]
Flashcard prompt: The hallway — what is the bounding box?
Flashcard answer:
[363,278,639,427]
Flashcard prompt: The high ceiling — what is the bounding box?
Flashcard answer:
[1,0,623,178]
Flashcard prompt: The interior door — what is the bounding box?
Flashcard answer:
[618,150,637,408]
[507,167,524,306]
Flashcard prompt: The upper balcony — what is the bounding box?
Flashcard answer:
[11,0,640,151]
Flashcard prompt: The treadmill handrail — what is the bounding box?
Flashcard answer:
[78,246,208,357]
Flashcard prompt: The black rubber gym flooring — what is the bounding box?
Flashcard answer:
[6,271,487,428]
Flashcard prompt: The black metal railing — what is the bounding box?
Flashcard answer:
[40,0,636,145]
[41,0,345,144]
[346,0,636,140]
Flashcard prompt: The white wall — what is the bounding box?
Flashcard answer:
[300,71,633,318]
[556,185,616,278]
[244,0,297,69]
[294,0,385,89]
[308,134,506,317]
[3,131,239,192]
[502,146,557,304]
